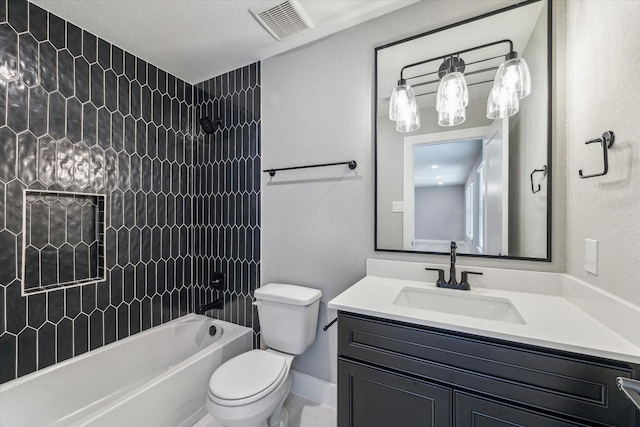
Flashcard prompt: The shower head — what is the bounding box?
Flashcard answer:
[200,117,222,134]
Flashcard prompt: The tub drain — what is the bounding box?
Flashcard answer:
[208,325,217,336]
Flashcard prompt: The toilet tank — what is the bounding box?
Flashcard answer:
[254,283,322,355]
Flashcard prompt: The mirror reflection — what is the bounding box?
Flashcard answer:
[376,0,550,259]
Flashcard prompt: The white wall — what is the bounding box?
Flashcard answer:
[565,1,640,304]
[376,110,405,249]
[464,153,483,254]
[509,1,549,258]
[262,0,566,384]
[414,185,465,241]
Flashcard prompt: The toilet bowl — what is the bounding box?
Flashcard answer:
[206,284,322,427]
[207,350,293,427]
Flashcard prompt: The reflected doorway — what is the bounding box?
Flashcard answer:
[402,123,509,255]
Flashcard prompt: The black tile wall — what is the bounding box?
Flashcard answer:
[192,63,262,348]
[0,0,224,384]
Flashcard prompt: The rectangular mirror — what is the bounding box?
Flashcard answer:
[375,0,551,260]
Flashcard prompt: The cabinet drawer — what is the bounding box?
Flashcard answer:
[338,359,451,427]
[338,313,637,426]
[454,392,588,426]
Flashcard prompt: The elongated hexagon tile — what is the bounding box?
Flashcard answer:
[18,33,38,87]
[1,0,258,384]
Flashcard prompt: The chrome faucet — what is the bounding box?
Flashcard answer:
[425,241,482,290]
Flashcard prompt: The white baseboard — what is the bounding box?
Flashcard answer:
[290,370,337,409]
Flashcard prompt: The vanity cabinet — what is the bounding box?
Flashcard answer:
[337,312,640,427]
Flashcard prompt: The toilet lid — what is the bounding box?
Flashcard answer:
[209,350,287,403]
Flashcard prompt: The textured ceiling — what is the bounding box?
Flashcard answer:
[31,0,420,84]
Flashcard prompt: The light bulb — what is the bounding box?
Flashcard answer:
[494,56,531,99]
[389,80,417,121]
[436,72,468,113]
[396,109,420,132]
[486,85,519,119]
[438,106,466,127]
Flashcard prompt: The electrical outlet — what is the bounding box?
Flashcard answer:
[585,239,598,275]
[392,201,404,213]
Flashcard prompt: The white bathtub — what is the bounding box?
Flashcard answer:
[0,314,252,427]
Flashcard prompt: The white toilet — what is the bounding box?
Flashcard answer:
[206,283,322,427]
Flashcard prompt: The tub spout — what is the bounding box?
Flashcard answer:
[196,298,223,314]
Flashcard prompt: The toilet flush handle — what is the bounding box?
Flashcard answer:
[252,300,263,307]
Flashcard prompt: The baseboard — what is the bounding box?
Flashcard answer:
[290,370,337,409]
[180,406,207,427]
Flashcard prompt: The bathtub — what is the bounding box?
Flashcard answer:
[0,314,252,427]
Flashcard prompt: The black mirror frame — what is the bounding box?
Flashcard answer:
[373,0,553,262]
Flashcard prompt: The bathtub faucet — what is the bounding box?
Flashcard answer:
[196,298,223,314]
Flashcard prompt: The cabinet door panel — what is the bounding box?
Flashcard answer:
[338,359,451,427]
[455,392,589,427]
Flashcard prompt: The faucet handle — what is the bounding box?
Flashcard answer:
[460,271,483,289]
[425,267,446,286]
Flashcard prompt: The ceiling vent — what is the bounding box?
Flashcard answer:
[250,0,314,41]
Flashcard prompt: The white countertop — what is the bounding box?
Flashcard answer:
[329,263,640,365]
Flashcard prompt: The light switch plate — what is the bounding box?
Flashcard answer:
[392,201,404,213]
[585,239,598,275]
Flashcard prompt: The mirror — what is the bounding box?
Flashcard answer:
[375,0,550,260]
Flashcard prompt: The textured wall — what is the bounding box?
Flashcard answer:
[565,1,640,304]
[0,0,262,385]
[0,0,195,384]
[192,64,262,347]
[262,0,570,384]
[261,0,563,384]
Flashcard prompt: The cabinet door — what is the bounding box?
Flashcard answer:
[338,359,451,427]
[454,392,589,427]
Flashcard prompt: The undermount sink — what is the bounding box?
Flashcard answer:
[393,287,526,325]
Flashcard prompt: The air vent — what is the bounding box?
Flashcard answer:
[250,0,314,41]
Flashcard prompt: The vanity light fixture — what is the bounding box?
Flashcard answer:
[438,106,467,127]
[493,52,531,99]
[435,55,468,126]
[396,107,420,132]
[486,84,519,119]
[389,78,417,121]
[389,39,531,131]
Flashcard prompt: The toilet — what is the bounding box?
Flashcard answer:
[206,283,322,427]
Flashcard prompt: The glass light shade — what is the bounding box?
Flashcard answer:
[436,72,468,113]
[438,107,466,127]
[389,83,417,121]
[486,85,519,119]
[495,57,531,99]
[396,109,420,132]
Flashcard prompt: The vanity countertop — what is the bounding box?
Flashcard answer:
[328,263,640,365]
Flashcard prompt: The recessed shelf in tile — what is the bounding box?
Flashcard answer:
[22,189,106,296]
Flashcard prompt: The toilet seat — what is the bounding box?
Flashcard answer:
[208,350,289,407]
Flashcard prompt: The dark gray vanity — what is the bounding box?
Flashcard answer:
[337,312,640,426]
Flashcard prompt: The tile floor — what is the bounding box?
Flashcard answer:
[193,394,336,427]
